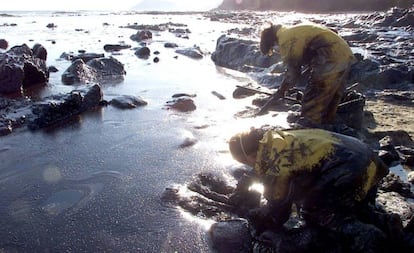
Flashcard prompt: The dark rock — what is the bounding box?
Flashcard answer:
[211,91,226,100]
[160,188,180,205]
[46,23,57,29]
[60,52,72,61]
[379,136,401,166]
[29,84,103,130]
[87,57,126,83]
[336,90,366,130]
[162,187,231,219]
[61,59,97,85]
[135,47,151,59]
[153,57,160,63]
[169,27,191,37]
[211,35,280,72]
[109,95,148,109]
[32,43,47,60]
[0,96,32,134]
[374,130,414,147]
[342,31,379,43]
[378,67,411,87]
[80,84,103,111]
[22,59,49,87]
[172,93,196,98]
[62,57,125,85]
[0,122,12,136]
[232,85,259,99]
[0,43,49,94]
[175,47,204,59]
[0,63,24,94]
[0,39,8,50]
[164,42,178,48]
[376,7,413,27]
[379,173,414,199]
[48,66,59,73]
[348,58,381,85]
[396,146,414,166]
[123,23,165,32]
[130,30,152,42]
[377,191,414,226]
[72,53,105,63]
[209,219,252,253]
[393,12,414,27]
[197,172,234,195]
[233,83,274,98]
[103,44,131,52]
[165,97,196,112]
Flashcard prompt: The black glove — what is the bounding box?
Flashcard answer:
[228,190,261,216]
[248,200,293,234]
[235,174,255,192]
[247,206,277,234]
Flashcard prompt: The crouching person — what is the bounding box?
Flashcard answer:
[229,128,390,253]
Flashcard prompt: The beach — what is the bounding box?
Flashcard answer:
[0,9,413,252]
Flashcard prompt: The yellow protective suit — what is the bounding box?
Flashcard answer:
[247,128,395,253]
[254,129,388,209]
[275,23,357,124]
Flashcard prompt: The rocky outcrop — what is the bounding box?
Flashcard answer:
[163,168,414,253]
[109,95,148,109]
[211,7,414,91]
[61,57,126,85]
[209,219,252,253]
[217,0,414,12]
[29,84,103,130]
[164,95,196,112]
[211,35,279,74]
[135,47,151,59]
[175,46,204,59]
[0,43,49,94]
[130,30,153,42]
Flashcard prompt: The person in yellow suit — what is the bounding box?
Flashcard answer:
[259,23,357,125]
[229,128,391,252]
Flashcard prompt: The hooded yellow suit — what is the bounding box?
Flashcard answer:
[275,23,357,124]
[254,129,388,217]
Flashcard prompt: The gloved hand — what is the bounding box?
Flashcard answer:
[248,200,292,234]
[247,206,276,234]
[228,190,261,216]
[235,173,254,192]
[228,190,248,206]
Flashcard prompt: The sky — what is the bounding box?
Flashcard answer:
[0,0,223,11]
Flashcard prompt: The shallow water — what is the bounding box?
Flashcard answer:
[0,11,291,252]
[3,10,411,252]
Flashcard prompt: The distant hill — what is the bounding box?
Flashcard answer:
[217,0,414,12]
[132,0,178,11]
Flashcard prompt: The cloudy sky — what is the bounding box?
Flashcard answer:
[0,0,223,11]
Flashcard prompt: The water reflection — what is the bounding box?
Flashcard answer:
[179,208,215,230]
